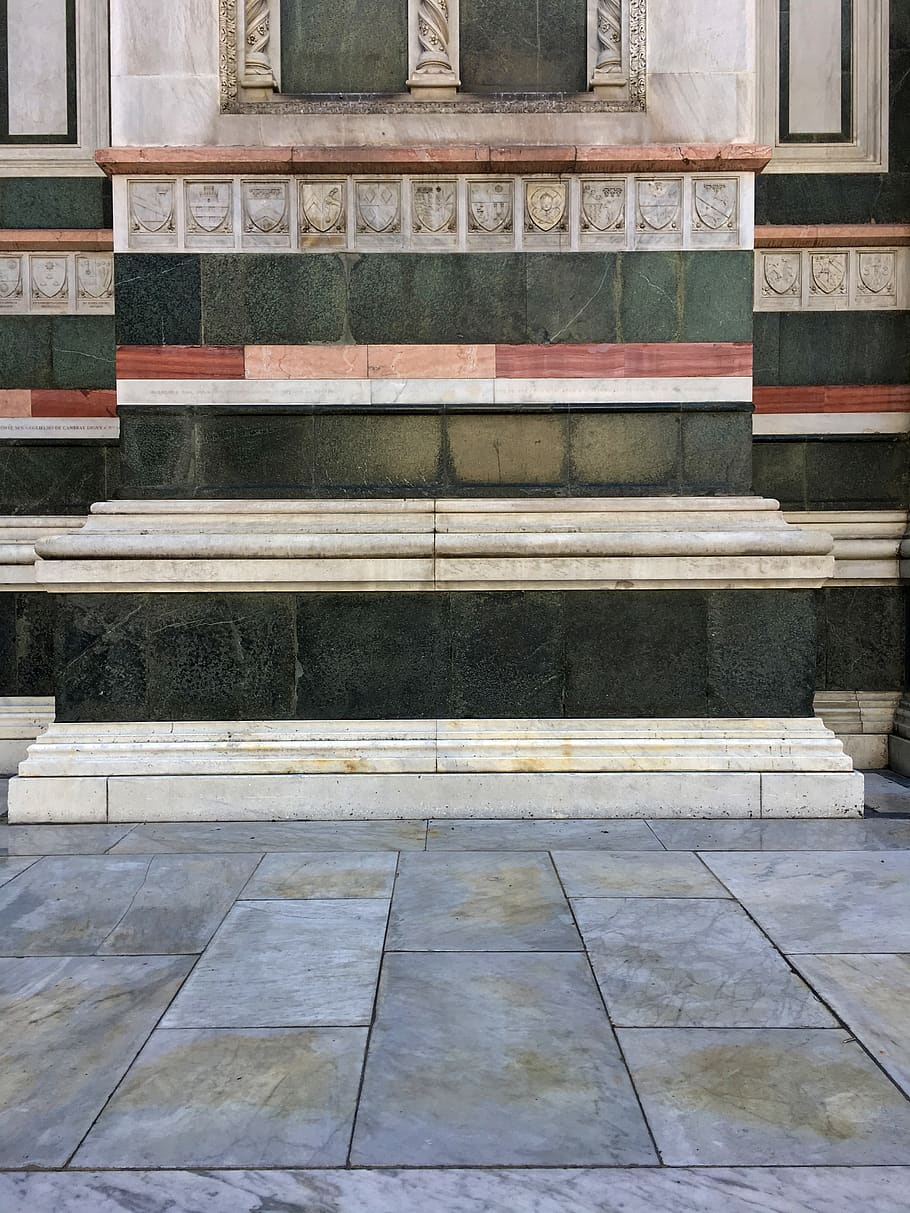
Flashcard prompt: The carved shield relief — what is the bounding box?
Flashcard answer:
[525,182,568,233]
[858,252,895,295]
[129,182,175,234]
[299,181,347,234]
[761,254,800,297]
[580,180,625,232]
[243,182,289,234]
[31,257,68,302]
[76,255,114,301]
[0,256,23,303]
[636,179,681,231]
[185,182,233,234]
[693,179,738,231]
[468,181,513,234]
[413,181,457,234]
[355,181,401,234]
[810,253,847,296]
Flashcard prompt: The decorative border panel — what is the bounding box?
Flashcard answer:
[116,173,753,254]
[754,247,909,310]
[0,251,113,314]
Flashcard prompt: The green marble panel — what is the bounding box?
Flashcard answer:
[681,411,752,495]
[314,414,443,494]
[0,441,116,513]
[681,252,753,343]
[445,413,567,489]
[804,437,909,509]
[0,178,110,229]
[0,317,53,388]
[751,439,807,509]
[775,314,910,387]
[817,586,906,691]
[201,255,346,346]
[459,0,587,93]
[118,412,196,497]
[115,256,201,347]
[617,254,681,343]
[525,255,618,345]
[50,316,115,389]
[0,592,54,696]
[281,0,407,94]
[569,412,680,489]
[195,413,314,495]
[55,595,151,723]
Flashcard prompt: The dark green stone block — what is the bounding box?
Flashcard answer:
[51,316,115,389]
[201,255,346,345]
[0,178,110,230]
[450,591,564,717]
[118,412,196,497]
[296,593,448,718]
[526,255,618,344]
[707,591,816,717]
[0,317,53,388]
[752,439,807,508]
[460,0,586,92]
[805,438,909,508]
[681,411,752,494]
[0,441,114,513]
[446,413,567,489]
[349,254,527,344]
[55,594,150,723]
[145,595,297,720]
[564,591,708,717]
[314,414,443,493]
[752,313,781,386]
[195,413,315,495]
[0,594,14,693]
[569,412,680,489]
[14,592,55,697]
[617,254,681,343]
[115,255,202,346]
[281,0,407,93]
[776,314,910,386]
[682,252,753,343]
[817,586,906,691]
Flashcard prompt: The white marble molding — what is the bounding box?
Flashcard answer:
[30,497,837,593]
[753,412,910,436]
[0,696,55,775]
[116,173,755,254]
[888,696,910,776]
[782,510,908,585]
[7,717,863,823]
[814,691,901,770]
[0,253,114,315]
[754,248,909,312]
[0,515,87,586]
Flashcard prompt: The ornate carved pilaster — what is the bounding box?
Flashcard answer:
[240,0,276,94]
[590,0,627,95]
[408,0,460,98]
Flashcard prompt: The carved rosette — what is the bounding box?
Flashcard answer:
[241,0,276,91]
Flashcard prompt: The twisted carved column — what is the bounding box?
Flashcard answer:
[591,0,626,93]
[408,0,459,97]
[241,0,276,91]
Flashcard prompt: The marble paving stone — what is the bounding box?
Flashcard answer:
[647,817,910,851]
[162,899,389,1028]
[109,820,427,853]
[426,818,663,851]
[387,852,580,951]
[0,855,259,956]
[863,772,910,815]
[350,951,656,1166]
[618,1028,910,1165]
[701,851,910,953]
[2,823,136,854]
[0,856,36,887]
[74,1027,367,1168]
[241,852,397,900]
[573,898,834,1028]
[3,1168,910,1213]
[792,954,910,1095]
[552,851,730,898]
[0,955,193,1167]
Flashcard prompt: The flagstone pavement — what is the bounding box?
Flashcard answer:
[2,772,910,1211]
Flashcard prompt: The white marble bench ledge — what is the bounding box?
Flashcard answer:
[783,510,908,585]
[31,497,837,592]
[0,515,86,587]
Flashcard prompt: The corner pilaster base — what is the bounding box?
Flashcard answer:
[0,696,55,775]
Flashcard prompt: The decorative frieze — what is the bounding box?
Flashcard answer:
[0,252,114,315]
[120,174,753,254]
[755,248,909,311]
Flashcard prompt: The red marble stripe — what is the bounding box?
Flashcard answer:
[753,386,910,413]
[495,343,751,379]
[117,346,245,379]
[755,224,910,249]
[30,390,118,417]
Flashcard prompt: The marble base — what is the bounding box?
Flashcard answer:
[0,697,55,775]
[7,718,863,822]
[814,691,901,770]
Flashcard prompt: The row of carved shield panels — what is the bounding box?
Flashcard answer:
[755,248,906,311]
[124,175,744,251]
[0,253,114,315]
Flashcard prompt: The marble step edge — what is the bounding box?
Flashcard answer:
[93,497,783,515]
[814,691,901,737]
[0,695,55,733]
[15,718,854,778]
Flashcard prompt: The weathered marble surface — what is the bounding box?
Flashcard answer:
[0,956,193,1167]
[1,822,135,854]
[3,1167,910,1213]
[387,852,580,951]
[0,854,259,955]
[242,851,398,900]
[793,954,910,1095]
[574,898,834,1027]
[110,820,427,852]
[74,1027,368,1168]
[350,951,655,1166]
[648,817,910,851]
[553,850,729,897]
[162,899,389,1028]
[0,855,36,887]
[701,851,910,953]
[426,818,663,850]
[619,1028,910,1165]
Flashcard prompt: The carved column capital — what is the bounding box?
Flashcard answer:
[408,0,460,98]
[240,0,277,95]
